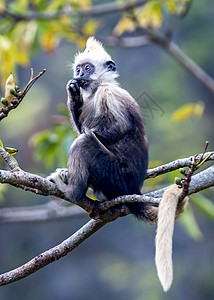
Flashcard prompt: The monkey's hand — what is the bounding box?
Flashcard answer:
[66,79,81,104]
[66,79,83,134]
[46,168,68,192]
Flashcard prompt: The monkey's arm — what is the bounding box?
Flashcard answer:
[66,79,83,134]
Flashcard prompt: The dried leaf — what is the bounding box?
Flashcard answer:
[138,1,163,29]
[113,17,136,36]
[41,32,59,53]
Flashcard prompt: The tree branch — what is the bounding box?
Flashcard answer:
[146,152,214,178]
[130,23,214,94]
[0,0,147,21]
[0,151,213,284]
[102,31,214,94]
[100,36,151,47]
[0,151,213,213]
[0,202,86,223]
[147,30,214,94]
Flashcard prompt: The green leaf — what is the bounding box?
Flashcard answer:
[179,205,203,240]
[5,147,18,155]
[30,124,76,169]
[191,193,214,220]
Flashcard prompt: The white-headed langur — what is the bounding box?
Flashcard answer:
[48,37,188,292]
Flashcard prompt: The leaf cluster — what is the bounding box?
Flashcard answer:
[30,104,76,169]
[0,0,98,83]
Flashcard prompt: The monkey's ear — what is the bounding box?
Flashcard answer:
[104,60,116,72]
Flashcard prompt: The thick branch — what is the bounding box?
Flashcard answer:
[0,152,213,213]
[0,155,213,284]
[99,165,214,211]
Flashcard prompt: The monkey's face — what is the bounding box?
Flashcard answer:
[74,63,95,89]
[73,59,118,94]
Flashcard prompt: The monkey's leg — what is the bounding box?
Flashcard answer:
[66,79,83,134]
[65,133,90,202]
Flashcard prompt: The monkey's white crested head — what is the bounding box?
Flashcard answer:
[73,37,118,94]
[74,37,112,66]
[85,37,108,56]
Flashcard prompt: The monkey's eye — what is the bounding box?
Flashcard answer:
[76,67,80,75]
[85,64,91,72]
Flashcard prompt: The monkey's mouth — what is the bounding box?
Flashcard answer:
[75,78,90,89]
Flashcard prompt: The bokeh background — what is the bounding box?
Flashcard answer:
[0,0,214,299]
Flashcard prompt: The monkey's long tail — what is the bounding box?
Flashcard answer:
[155,185,181,292]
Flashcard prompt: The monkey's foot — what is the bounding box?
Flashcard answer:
[46,168,68,187]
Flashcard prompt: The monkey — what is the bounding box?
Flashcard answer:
[51,36,151,221]
[47,37,188,291]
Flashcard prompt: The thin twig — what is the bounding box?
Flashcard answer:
[0,69,46,121]
[146,152,214,179]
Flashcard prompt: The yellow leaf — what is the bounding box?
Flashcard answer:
[113,17,135,36]
[0,0,5,10]
[0,35,11,51]
[165,0,191,15]
[69,0,91,9]
[47,0,63,11]
[40,32,60,53]
[76,36,88,49]
[137,1,163,29]
[83,20,99,36]
[13,0,28,11]
[171,102,205,122]
[165,0,177,14]
[86,187,97,200]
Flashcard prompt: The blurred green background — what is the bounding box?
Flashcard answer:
[0,0,214,299]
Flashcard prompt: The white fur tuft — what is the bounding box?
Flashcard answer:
[73,36,112,71]
[85,36,104,52]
